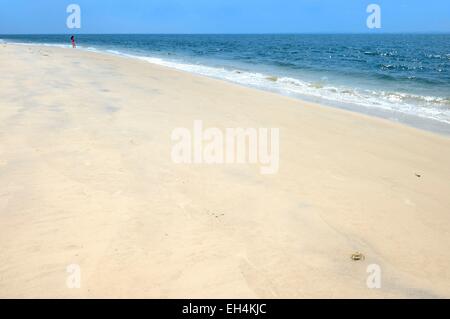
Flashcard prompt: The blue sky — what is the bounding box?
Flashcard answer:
[0,0,449,34]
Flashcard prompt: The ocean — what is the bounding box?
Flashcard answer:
[1,34,449,133]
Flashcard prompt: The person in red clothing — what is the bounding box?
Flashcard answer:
[71,35,76,48]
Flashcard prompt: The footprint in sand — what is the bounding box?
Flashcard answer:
[206,209,225,219]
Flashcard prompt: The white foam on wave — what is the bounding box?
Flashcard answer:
[83,46,102,53]
[108,51,450,125]
[4,40,450,126]
[106,49,122,55]
[4,41,70,49]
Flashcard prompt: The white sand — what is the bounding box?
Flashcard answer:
[1,44,450,298]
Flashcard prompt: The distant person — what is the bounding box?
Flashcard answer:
[71,36,76,48]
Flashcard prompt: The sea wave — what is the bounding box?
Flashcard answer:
[2,40,70,49]
[100,50,450,124]
[3,39,450,125]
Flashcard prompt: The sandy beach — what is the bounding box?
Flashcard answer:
[1,43,450,298]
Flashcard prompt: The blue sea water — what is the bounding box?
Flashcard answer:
[1,34,450,132]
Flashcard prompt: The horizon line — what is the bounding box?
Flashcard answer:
[2,32,450,36]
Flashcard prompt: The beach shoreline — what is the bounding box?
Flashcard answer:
[2,35,450,135]
[1,43,450,298]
